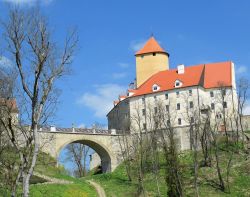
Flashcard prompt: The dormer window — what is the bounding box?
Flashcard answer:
[175,80,182,88]
[152,84,160,92]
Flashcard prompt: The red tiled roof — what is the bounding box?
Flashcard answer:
[203,62,232,88]
[135,36,168,56]
[130,61,232,97]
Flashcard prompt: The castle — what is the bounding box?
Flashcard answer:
[107,36,238,150]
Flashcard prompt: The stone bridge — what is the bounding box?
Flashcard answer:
[38,127,123,172]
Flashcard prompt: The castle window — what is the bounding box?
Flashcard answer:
[189,90,192,96]
[176,91,180,98]
[142,109,146,116]
[166,105,169,112]
[191,117,194,123]
[165,93,168,99]
[175,80,182,88]
[153,52,156,56]
[222,89,226,96]
[142,97,145,103]
[177,103,180,110]
[143,123,147,130]
[223,102,227,108]
[154,95,157,100]
[178,118,182,125]
[211,103,215,110]
[152,84,160,92]
[190,101,193,108]
[154,107,158,114]
[210,91,214,97]
[167,120,170,126]
[216,113,222,119]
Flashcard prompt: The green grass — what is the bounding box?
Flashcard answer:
[29,152,98,197]
[30,183,97,197]
[0,152,98,197]
[87,146,250,197]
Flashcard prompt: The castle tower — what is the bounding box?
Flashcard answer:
[135,36,169,88]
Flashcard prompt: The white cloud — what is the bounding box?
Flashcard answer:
[78,123,86,128]
[77,84,126,118]
[236,65,248,74]
[0,56,13,68]
[118,63,129,68]
[1,0,53,5]
[243,100,250,115]
[130,39,146,52]
[112,72,127,79]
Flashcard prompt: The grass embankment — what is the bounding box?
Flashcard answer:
[87,142,250,197]
[29,152,98,197]
[0,152,98,197]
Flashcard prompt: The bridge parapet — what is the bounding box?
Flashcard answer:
[39,127,120,135]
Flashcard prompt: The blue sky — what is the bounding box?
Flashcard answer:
[0,0,250,128]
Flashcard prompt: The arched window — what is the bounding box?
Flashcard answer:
[152,84,160,92]
[175,80,183,88]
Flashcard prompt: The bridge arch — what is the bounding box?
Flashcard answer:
[56,137,115,173]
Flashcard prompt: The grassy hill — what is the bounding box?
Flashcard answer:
[0,152,98,197]
[1,140,250,197]
[85,143,250,197]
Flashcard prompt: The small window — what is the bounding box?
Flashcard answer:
[216,113,222,119]
[154,107,157,114]
[152,84,160,92]
[153,52,156,56]
[154,95,157,100]
[210,91,214,97]
[177,103,180,110]
[190,101,193,109]
[175,80,182,87]
[178,118,182,125]
[222,89,226,96]
[165,93,168,99]
[143,123,147,130]
[211,103,215,110]
[176,91,180,98]
[191,117,194,123]
[142,97,145,103]
[167,120,170,126]
[189,90,192,96]
[223,102,227,108]
[142,109,146,116]
[166,105,169,112]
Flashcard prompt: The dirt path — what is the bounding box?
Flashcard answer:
[88,180,106,197]
[33,172,73,185]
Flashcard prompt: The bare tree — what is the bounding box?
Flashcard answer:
[130,102,147,196]
[155,99,183,197]
[0,7,77,197]
[65,143,90,177]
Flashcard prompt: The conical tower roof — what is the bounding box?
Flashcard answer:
[135,36,169,56]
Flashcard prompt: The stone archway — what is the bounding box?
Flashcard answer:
[56,139,112,173]
[39,131,122,172]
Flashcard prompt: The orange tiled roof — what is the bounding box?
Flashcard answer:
[130,61,232,97]
[135,36,168,56]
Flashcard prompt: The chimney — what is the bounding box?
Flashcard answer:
[50,126,56,132]
[177,64,185,74]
